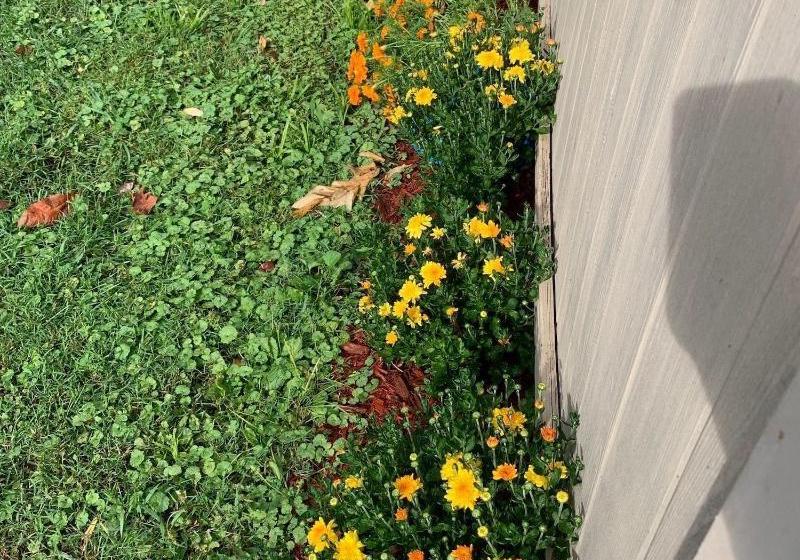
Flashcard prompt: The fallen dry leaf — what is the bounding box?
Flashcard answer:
[359,150,385,163]
[81,516,99,553]
[0,200,11,211]
[292,161,380,217]
[132,191,158,214]
[384,164,410,183]
[258,35,267,52]
[259,260,277,272]
[119,181,136,194]
[17,193,76,228]
[14,44,33,56]
[182,107,203,117]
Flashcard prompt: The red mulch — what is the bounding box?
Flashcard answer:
[373,141,425,223]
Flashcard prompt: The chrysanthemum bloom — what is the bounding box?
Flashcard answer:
[360,280,372,290]
[398,279,425,303]
[386,330,399,346]
[440,453,464,481]
[467,10,486,32]
[356,31,369,53]
[446,306,458,318]
[556,490,570,504]
[499,234,514,249]
[451,252,467,269]
[475,50,504,70]
[408,550,424,560]
[372,42,390,66]
[476,201,490,212]
[504,65,526,83]
[550,461,569,479]
[347,84,362,106]
[422,247,433,256]
[445,467,481,510]
[378,303,392,317]
[395,474,423,501]
[508,39,534,64]
[540,426,558,442]
[486,436,499,448]
[492,407,526,431]
[414,87,437,106]
[358,295,374,312]
[479,220,501,238]
[431,227,445,239]
[335,530,365,560]
[307,518,338,552]
[477,525,489,538]
[451,544,473,560]
[492,463,518,481]
[404,243,416,255]
[524,466,549,489]
[406,213,433,238]
[465,217,487,238]
[395,507,408,521]
[483,256,507,279]
[498,93,517,109]
[347,50,368,84]
[405,306,425,328]
[484,84,499,97]
[344,476,363,489]
[392,300,408,318]
[386,105,409,124]
[420,261,446,287]
[361,84,380,103]
[534,398,545,411]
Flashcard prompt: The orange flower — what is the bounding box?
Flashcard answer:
[451,545,473,560]
[381,25,390,40]
[361,84,380,103]
[383,84,398,105]
[347,84,362,106]
[347,50,368,85]
[541,426,558,442]
[492,463,518,481]
[356,31,369,53]
[486,436,499,449]
[500,234,514,249]
[395,507,408,522]
[416,27,428,39]
[372,43,391,66]
[408,551,424,560]
[395,474,423,501]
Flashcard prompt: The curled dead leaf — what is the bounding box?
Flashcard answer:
[292,161,380,217]
[182,107,203,117]
[259,260,277,272]
[0,200,11,211]
[132,191,158,214]
[81,516,99,553]
[359,150,385,163]
[17,193,76,228]
[14,44,33,56]
[384,164,410,183]
[119,181,136,194]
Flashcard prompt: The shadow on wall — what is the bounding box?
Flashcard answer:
[668,81,800,558]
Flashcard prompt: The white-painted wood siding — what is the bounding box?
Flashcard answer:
[549,1,800,558]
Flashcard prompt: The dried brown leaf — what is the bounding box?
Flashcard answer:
[292,161,379,217]
[81,516,99,553]
[0,200,11,211]
[119,181,136,194]
[359,150,385,163]
[259,260,276,272]
[132,191,158,214]
[17,193,76,228]
[14,44,33,56]
[384,164,410,183]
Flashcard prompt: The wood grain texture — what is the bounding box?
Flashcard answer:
[534,0,560,421]
[550,0,800,558]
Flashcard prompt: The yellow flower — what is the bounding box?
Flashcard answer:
[378,302,392,317]
[395,474,423,501]
[503,65,526,83]
[550,461,569,479]
[386,105,409,124]
[445,467,481,510]
[360,280,372,290]
[477,525,489,538]
[358,295,374,312]
[488,35,502,49]
[446,306,458,318]
[508,39,534,64]
[406,213,433,238]
[556,490,570,504]
[440,453,464,481]
[467,11,486,32]
[492,463,518,481]
[329,497,339,506]
[420,261,446,287]
[451,252,467,269]
[492,406,526,431]
[405,306,427,328]
[484,84,499,97]
[482,256,507,278]
[480,310,488,318]
[395,507,408,521]
[474,50,504,70]
[386,330,399,346]
[307,518,338,552]
[404,243,417,255]
[398,279,425,303]
[465,216,486,238]
[414,87,437,106]
[334,530,365,560]
[430,227,445,239]
[480,220,501,238]
[392,300,408,318]
[344,475,363,489]
[498,93,517,109]
[524,466,549,489]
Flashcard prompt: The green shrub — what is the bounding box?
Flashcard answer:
[304,373,582,560]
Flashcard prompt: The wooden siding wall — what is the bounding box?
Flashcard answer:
[549,1,800,559]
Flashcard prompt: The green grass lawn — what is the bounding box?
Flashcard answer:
[0,0,391,556]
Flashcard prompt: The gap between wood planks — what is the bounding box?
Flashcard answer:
[533,0,561,422]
